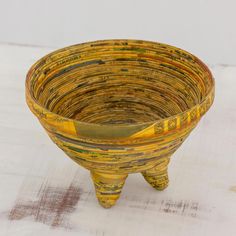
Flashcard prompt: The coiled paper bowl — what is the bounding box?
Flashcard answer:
[26,39,215,208]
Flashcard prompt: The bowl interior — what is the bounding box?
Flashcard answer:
[28,40,213,125]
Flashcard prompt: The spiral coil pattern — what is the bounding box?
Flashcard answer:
[26,39,214,207]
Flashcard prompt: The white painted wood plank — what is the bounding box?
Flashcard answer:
[0,44,236,236]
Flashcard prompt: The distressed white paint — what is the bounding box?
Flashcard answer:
[0,43,236,236]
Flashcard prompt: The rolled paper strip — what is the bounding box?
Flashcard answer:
[91,172,128,208]
[142,156,170,190]
[25,39,215,207]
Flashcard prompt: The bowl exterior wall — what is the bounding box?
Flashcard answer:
[42,118,199,174]
[26,86,214,174]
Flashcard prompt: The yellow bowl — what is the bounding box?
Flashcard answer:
[26,39,215,208]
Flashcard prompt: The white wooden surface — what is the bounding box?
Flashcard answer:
[0,43,236,236]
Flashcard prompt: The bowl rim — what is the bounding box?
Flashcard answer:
[25,39,215,133]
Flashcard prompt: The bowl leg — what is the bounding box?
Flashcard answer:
[142,157,170,190]
[90,171,128,208]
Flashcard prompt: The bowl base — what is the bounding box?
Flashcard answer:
[142,157,169,190]
[90,156,170,208]
[90,171,128,208]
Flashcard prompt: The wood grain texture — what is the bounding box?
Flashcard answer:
[0,43,235,235]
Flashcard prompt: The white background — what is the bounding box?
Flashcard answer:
[0,0,235,65]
